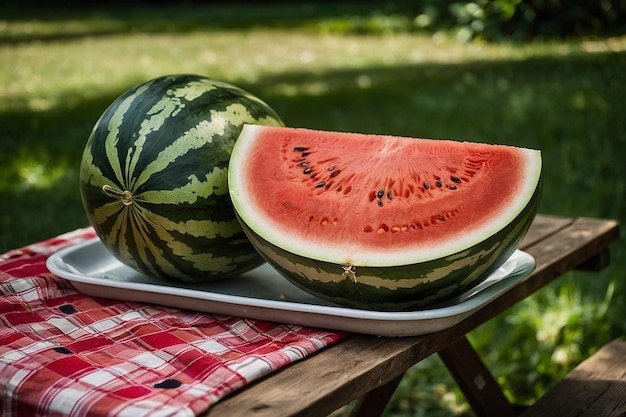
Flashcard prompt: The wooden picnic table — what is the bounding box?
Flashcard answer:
[204,214,620,417]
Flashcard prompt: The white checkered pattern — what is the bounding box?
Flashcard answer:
[0,228,348,416]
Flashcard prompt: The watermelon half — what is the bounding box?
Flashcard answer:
[229,125,543,311]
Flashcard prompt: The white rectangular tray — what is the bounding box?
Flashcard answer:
[47,238,535,337]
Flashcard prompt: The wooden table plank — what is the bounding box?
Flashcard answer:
[519,214,574,248]
[203,216,620,417]
[515,216,620,302]
[207,334,427,417]
[519,340,626,417]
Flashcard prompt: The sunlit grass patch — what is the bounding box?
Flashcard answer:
[14,154,68,190]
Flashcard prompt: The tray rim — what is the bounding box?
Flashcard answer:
[46,237,536,336]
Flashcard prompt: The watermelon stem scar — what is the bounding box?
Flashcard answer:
[342,264,358,283]
[102,184,134,206]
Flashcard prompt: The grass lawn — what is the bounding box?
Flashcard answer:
[1,2,625,416]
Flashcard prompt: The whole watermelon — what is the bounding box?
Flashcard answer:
[80,74,284,282]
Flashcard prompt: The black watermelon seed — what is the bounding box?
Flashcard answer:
[296,162,308,167]
[378,200,384,207]
[301,152,310,157]
[387,191,393,200]
[303,168,312,174]
[59,304,76,314]
[330,169,341,178]
[315,182,326,188]
[154,379,182,389]
[435,181,442,188]
[449,184,457,190]
[423,182,430,190]
[377,189,384,199]
[293,147,307,152]
[451,176,461,183]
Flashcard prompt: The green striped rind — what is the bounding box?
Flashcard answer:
[80,74,283,282]
[238,175,542,311]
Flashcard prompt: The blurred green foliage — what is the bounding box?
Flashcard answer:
[416,0,626,42]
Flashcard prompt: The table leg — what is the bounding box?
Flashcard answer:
[349,373,404,417]
[439,336,517,417]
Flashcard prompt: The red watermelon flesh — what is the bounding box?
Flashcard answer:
[229,125,542,268]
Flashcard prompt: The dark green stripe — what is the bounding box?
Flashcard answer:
[88,75,281,198]
[80,74,284,282]
[100,205,262,282]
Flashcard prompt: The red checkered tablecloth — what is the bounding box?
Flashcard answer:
[0,228,348,417]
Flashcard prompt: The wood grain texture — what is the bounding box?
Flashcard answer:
[520,340,626,417]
